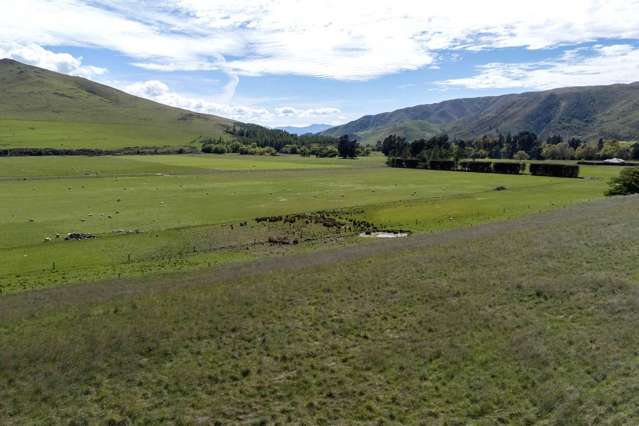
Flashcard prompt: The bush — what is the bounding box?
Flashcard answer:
[513,151,529,161]
[203,144,227,154]
[459,161,492,173]
[315,146,338,158]
[529,163,580,178]
[493,162,524,175]
[238,145,256,155]
[606,167,639,196]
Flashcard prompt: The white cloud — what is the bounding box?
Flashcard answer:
[0,42,106,78]
[123,80,344,126]
[440,44,639,90]
[2,0,639,80]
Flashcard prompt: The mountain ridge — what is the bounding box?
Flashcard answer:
[322,82,639,143]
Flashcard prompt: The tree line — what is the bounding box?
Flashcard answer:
[200,124,367,158]
[377,132,639,161]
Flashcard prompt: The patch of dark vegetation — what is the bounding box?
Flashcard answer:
[0,146,199,157]
[459,160,493,173]
[529,163,580,178]
[428,159,456,170]
[387,157,578,178]
[493,162,525,174]
[606,167,639,196]
[494,186,508,191]
[255,211,406,236]
[267,236,299,245]
[64,232,96,241]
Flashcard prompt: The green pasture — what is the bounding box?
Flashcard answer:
[2,197,639,424]
[0,154,620,293]
[0,119,230,150]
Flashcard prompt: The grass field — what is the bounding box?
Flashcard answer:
[2,196,638,424]
[0,154,619,294]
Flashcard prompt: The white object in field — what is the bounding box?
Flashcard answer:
[359,231,408,238]
[604,158,625,164]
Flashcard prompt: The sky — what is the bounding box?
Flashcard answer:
[2,0,639,128]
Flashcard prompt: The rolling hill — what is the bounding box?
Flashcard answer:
[323,83,639,144]
[0,59,234,149]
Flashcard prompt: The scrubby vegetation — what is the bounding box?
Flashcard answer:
[606,167,639,196]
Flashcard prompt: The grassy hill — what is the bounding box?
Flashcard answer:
[323,82,639,144]
[0,59,234,149]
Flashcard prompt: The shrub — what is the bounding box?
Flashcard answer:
[238,145,256,155]
[429,160,456,170]
[529,163,580,178]
[513,151,529,161]
[459,161,492,173]
[493,162,524,175]
[606,167,639,196]
[209,144,227,154]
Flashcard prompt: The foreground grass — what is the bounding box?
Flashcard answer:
[1,197,638,424]
[0,155,619,293]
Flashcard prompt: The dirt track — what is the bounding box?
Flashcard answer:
[2,195,637,321]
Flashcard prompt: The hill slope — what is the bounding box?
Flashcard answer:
[0,59,234,149]
[323,83,639,144]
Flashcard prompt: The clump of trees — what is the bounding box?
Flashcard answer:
[377,132,639,162]
[199,124,367,158]
[337,135,359,159]
[606,167,639,196]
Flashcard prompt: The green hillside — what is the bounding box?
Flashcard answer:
[0,59,234,149]
[324,83,639,144]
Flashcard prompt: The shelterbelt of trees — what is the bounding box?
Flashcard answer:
[378,132,639,162]
[200,124,370,158]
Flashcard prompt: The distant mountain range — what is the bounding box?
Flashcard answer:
[322,82,639,144]
[277,124,333,135]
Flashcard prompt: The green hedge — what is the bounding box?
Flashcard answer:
[429,160,456,170]
[404,159,420,168]
[459,161,493,173]
[529,163,580,178]
[493,162,524,174]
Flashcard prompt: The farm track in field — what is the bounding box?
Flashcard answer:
[2,195,634,321]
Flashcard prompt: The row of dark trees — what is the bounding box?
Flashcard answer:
[377,132,639,161]
[387,157,580,178]
[200,124,363,159]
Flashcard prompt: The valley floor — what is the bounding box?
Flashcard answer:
[0,154,618,294]
[2,196,639,424]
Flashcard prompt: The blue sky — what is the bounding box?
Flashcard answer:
[2,1,639,127]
